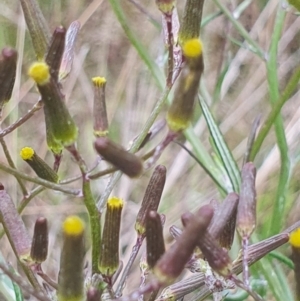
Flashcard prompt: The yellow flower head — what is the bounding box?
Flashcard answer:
[92,77,107,87]
[28,62,50,85]
[20,147,35,160]
[182,39,203,58]
[63,216,85,237]
[107,197,124,210]
[290,228,300,248]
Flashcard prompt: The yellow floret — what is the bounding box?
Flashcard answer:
[182,39,203,58]
[28,62,50,85]
[92,77,107,87]
[107,196,123,209]
[20,147,35,160]
[290,228,300,248]
[63,216,85,236]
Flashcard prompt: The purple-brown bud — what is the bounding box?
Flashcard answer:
[30,217,48,263]
[45,27,66,82]
[0,47,17,114]
[94,137,143,178]
[208,192,239,249]
[92,77,108,137]
[99,197,123,277]
[0,188,31,261]
[135,165,166,235]
[146,211,166,268]
[153,204,213,284]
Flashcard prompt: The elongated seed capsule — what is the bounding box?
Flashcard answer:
[28,62,78,150]
[166,39,204,132]
[178,0,204,45]
[290,228,300,300]
[156,0,175,14]
[232,232,289,275]
[0,48,17,115]
[99,197,123,277]
[0,187,32,262]
[237,162,257,238]
[94,137,143,178]
[58,216,85,301]
[19,0,51,60]
[92,77,108,137]
[146,211,166,269]
[20,147,59,183]
[208,192,239,248]
[153,204,213,284]
[30,217,48,263]
[135,165,166,235]
[45,27,66,82]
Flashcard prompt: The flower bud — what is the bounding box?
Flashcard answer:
[20,147,59,183]
[28,62,78,151]
[99,197,123,277]
[94,137,143,178]
[146,211,165,268]
[92,77,108,137]
[154,205,213,284]
[166,39,203,132]
[30,217,48,263]
[20,0,50,60]
[46,27,66,82]
[178,0,204,45]
[135,165,166,235]
[0,188,32,262]
[208,192,239,249]
[0,48,17,115]
[58,216,85,301]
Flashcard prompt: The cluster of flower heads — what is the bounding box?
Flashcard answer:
[0,0,300,301]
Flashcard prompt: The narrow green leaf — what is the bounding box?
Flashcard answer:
[198,97,241,192]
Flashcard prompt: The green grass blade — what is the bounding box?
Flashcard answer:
[265,5,290,237]
[198,97,241,192]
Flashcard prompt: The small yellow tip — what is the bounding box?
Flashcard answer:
[28,62,50,85]
[20,147,35,160]
[92,77,107,87]
[107,197,123,209]
[182,39,203,58]
[290,228,300,248]
[63,216,85,236]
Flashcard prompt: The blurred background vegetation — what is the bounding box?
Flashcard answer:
[0,0,300,300]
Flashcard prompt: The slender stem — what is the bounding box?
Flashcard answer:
[164,12,174,87]
[0,262,50,301]
[115,235,144,297]
[0,162,80,195]
[66,144,101,275]
[0,137,28,195]
[212,0,265,59]
[0,100,43,138]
